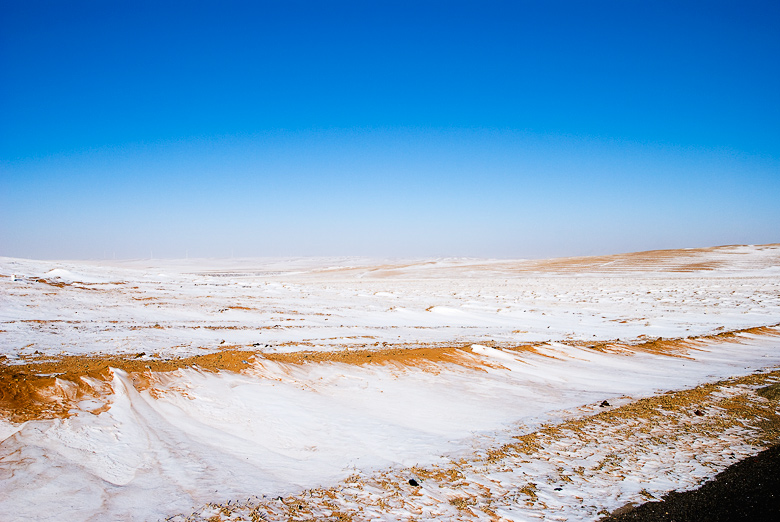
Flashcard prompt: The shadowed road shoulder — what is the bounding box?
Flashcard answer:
[603,444,780,521]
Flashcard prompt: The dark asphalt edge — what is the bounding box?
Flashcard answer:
[601,444,780,521]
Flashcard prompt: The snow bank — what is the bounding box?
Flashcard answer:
[1,332,779,521]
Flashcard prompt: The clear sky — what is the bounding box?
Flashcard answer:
[1,0,778,260]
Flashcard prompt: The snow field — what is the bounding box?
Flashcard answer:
[2,247,780,361]
[1,245,779,521]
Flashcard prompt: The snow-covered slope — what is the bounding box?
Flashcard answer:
[1,244,779,521]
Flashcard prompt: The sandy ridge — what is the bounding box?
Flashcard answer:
[1,324,778,423]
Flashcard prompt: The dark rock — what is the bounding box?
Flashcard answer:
[695,409,705,416]
[408,479,419,487]
[612,502,637,516]
[600,444,780,521]
[600,400,611,407]
[757,383,780,401]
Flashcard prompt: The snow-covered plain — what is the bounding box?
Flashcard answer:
[1,244,779,521]
[2,244,780,360]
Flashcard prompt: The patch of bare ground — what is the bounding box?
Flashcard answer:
[0,349,257,422]
[505,243,780,274]
[27,277,109,290]
[262,344,486,369]
[576,324,780,358]
[165,369,780,522]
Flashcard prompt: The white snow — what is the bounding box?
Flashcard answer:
[1,245,779,521]
[1,245,779,360]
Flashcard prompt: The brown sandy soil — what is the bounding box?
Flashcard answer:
[165,368,780,522]
[296,243,780,278]
[0,349,258,421]
[502,243,780,273]
[574,325,780,358]
[1,325,778,423]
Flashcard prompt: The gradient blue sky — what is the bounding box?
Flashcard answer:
[1,1,778,259]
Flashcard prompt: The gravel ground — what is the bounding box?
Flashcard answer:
[603,444,780,521]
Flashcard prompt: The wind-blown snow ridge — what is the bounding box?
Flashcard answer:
[1,329,779,521]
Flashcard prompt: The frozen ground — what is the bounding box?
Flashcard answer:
[2,244,780,360]
[1,244,779,521]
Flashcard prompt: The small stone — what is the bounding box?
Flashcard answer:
[408,479,419,487]
[695,409,705,416]
[600,400,611,407]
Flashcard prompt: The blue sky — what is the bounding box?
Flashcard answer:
[1,1,778,259]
